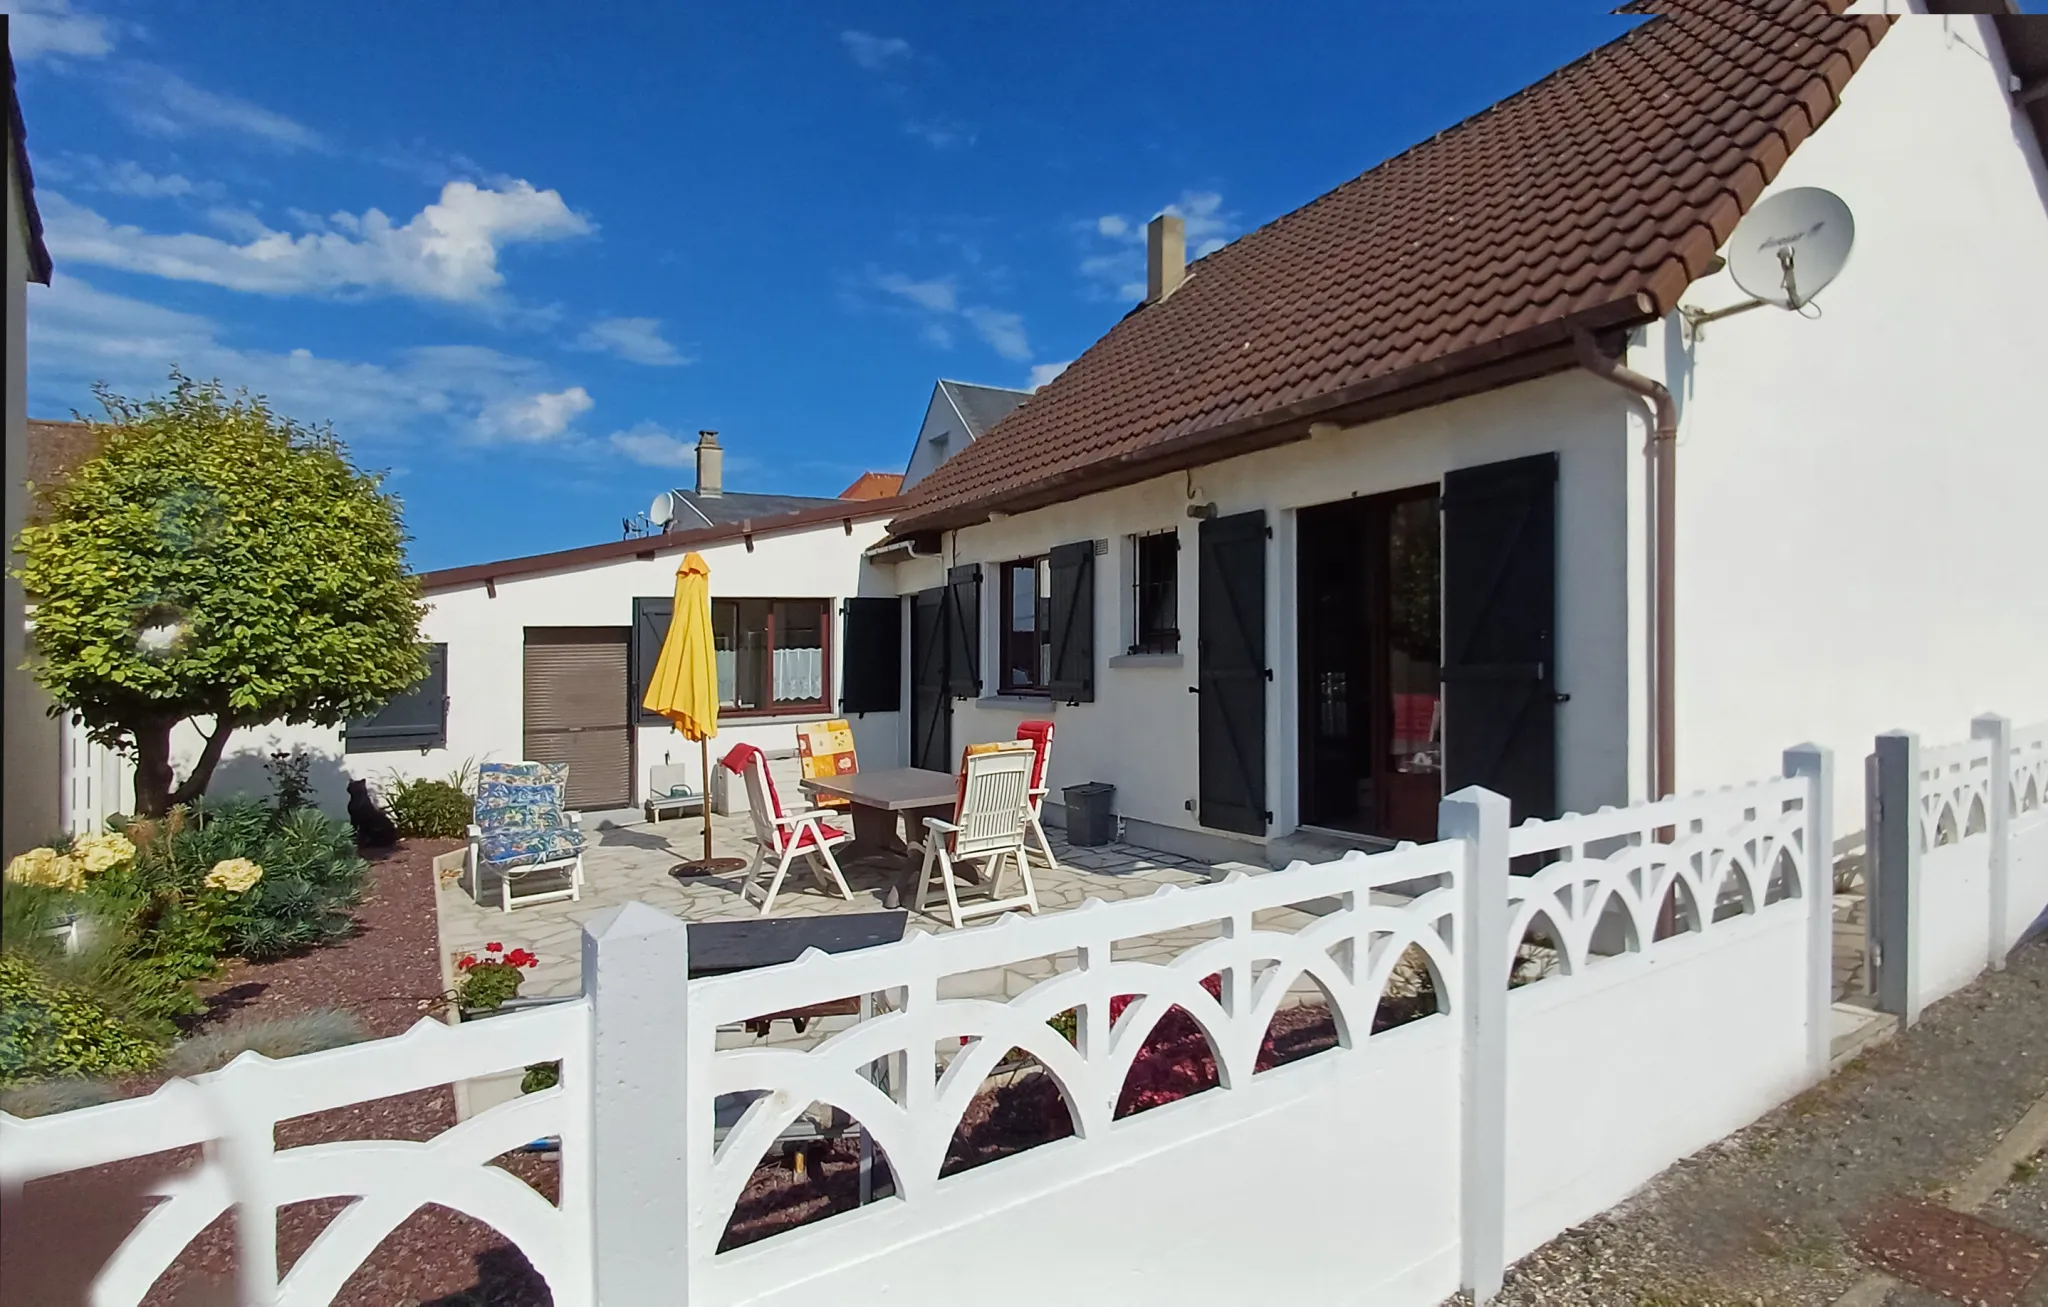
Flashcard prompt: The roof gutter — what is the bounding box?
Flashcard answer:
[1572,328,1677,802]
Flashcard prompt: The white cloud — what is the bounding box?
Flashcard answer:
[607,422,697,468]
[573,316,690,367]
[905,118,973,149]
[107,64,325,151]
[478,387,594,443]
[1029,360,1071,390]
[840,30,911,72]
[963,307,1030,362]
[57,155,218,200]
[920,321,955,350]
[28,278,578,446]
[43,179,593,306]
[1079,190,1239,299]
[10,0,114,61]
[874,272,957,313]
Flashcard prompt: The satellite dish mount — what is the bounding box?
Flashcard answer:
[1679,187,1855,341]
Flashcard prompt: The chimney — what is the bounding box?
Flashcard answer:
[1146,212,1186,304]
[695,430,723,498]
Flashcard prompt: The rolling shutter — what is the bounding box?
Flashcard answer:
[523,628,633,811]
[1047,539,1096,703]
[840,597,902,714]
[943,563,982,699]
[1441,452,1559,824]
[1197,512,1268,834]
[344,644,448,753]
[630,597,673,725]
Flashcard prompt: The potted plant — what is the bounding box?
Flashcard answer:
[454,942,539,1019]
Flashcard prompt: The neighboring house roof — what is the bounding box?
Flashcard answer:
[839,471,905,500]
[659,488,845,530]
[938,380,1030,439]
[1980,7,2048,151]
[7,48,53,285]
[421,496,905,593]
[24,419,104,516]
[891,0,1889,535]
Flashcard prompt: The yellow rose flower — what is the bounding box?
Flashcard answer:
[203,858,264,894]
[72,832,136,876]
[4,847,84,891]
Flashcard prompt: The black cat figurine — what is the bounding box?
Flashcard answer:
[347,778,399,849]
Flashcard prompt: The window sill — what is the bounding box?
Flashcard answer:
[1108,653,1183,670]
[976,694,1054,712]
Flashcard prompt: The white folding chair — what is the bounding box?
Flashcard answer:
[916,744,1041,929]
[720,744,855,916]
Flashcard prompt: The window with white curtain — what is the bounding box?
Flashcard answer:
[712,598,829,713]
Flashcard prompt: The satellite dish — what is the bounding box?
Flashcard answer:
[1725,187,1855,311]
[648,492,675,528]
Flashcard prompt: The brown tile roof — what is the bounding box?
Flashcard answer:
[892,0,1888,535]
[24,419,105,502]
[418,496,905,593]
[839,471,905,500]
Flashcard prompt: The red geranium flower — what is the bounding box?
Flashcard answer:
[486,942,504,953]
[457,955,478,971]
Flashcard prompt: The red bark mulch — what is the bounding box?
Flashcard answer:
[1,838,559,1307]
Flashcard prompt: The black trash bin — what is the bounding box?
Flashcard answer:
[1063,782,1117,847]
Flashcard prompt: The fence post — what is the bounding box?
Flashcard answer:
[1783,743,1834,1083]
[1974,714,2013,970]
[583,901,693,1304]
[1444,785,1511,1303]
[1870,731,1922,1026]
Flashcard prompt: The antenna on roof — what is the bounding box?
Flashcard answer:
[1679,187,1855,341]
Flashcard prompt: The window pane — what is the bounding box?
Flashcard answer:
[1134,532,1178,653]
[1035,558,1051,688]
[1003,560,1043,691]
[1387,497,1441,774]
[771,600,826,704]
[716,599,770,710]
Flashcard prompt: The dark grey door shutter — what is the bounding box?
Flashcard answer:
[1197,512,1268,835]
[630,597,674,725]
[943,563,981,699]
[1441,452,1559,823]
[840,597,901,714]
[1047,540,1096,703]
[909,587,951,771]
[344,644,448,753]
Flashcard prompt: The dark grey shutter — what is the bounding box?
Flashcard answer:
[630,597,674,725]
[1197,512,1268,834]
[1441,452,1559,823]
[943,563,981,699]
[840,597,901,714]
[344,644,448,753]
[1047,540,1096,703]
[910,586,951,771]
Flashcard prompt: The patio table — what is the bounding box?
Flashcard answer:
[800,767,958,908]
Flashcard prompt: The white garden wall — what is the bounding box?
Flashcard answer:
[160,513,900,819]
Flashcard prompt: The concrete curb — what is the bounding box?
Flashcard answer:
[1831,1084,2048,1306]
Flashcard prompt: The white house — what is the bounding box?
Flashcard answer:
[4,49,57,861]
[898,379,1030,494]
[872,2,2048,867]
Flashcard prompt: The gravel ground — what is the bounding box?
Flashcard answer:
[1453,938,2048,1306]
[1,837,561,1307]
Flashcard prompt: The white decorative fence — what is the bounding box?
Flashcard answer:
[1867,715,2048,1022]
[19,730,2038,1307]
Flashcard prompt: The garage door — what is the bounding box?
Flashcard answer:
[523,627,633,812]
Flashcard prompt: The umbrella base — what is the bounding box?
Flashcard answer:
[671,858,748,879]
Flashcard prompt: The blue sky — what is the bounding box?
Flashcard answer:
[15,2,2036,570]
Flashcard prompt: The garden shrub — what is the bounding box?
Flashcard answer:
[384,775,474,839]
[161,1009,368,1078]
[455,944,538,1012]
[0,955,161,1087]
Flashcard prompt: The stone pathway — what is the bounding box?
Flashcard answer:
[1457,937,2048,1306]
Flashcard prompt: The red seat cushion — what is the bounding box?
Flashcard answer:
[790,821,847,850]
[1017,720,1055,792]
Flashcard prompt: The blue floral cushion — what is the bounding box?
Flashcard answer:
[475,762,569,833]
[479,824,586,872]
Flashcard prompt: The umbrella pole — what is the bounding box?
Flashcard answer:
[701,736,713,862]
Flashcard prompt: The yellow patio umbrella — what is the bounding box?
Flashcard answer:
[642,551,726,866]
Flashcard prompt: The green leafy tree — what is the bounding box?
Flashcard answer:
[14,374,428,816]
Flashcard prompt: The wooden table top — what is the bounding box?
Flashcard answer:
[801,767,957,811]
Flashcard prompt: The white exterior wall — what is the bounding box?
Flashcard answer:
[169,517,901,816]
[902,371,1637,857]
[1626,13,2048,831]
[4,134,61,858]
[898,386,973,494]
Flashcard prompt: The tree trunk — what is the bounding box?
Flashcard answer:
[132,720,176,818]
[170,717,236,809]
